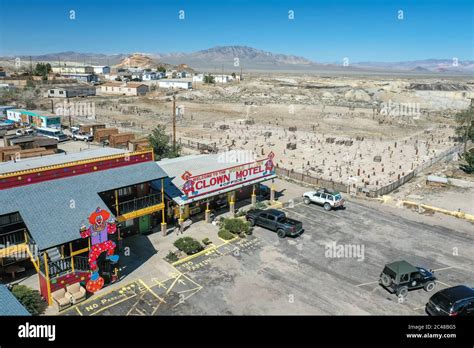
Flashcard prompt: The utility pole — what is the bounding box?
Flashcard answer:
[172,93,177,152]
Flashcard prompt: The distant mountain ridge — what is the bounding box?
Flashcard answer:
[1,46,473,74]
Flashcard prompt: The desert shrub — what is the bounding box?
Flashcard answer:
[223,218,250,235]
[11,285,46,315]
[254,201,267,210]
[165,251,179,263]
[173,237,203,255]
[218,229,235,240]
[202,238,212,245]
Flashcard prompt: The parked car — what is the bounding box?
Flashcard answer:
[379,260,437,297]
[15,128,35,136]
[72,131,93,141]
[426,285,474,316]
[245,208,303,238]
[303,188,345,210]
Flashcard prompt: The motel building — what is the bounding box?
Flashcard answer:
[0,148,168,308]
[0,148,275,310]
[154,151,277,224]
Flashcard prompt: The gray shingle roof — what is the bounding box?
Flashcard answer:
[0,161,167,250]
[0,285,31,316]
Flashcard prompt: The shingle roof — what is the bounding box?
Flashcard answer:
[0,161,167,250]
[0,285,31,316]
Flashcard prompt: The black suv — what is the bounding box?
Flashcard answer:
[379,260,437,297]
[426,285,474,316]
[245,209,303,238]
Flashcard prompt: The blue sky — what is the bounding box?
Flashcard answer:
[0,0,472,62]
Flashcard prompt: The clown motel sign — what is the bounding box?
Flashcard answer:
[180,152,276,199]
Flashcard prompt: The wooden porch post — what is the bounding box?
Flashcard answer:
[43,252,52,305]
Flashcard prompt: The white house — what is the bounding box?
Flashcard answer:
[192,74,204,83]
[99,82,149,96]
[142,71,160,81]
[158,79,192,90]
[92,66,111,75]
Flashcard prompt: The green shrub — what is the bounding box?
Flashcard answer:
[11,285,46,315]
[202,238,212,245]
[218,228,235,240]
[173,237,203,255]
[165,251,179,263]
[254,201,267,209]
[223,218,250,235]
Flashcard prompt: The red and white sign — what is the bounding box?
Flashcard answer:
[180,152,275,199]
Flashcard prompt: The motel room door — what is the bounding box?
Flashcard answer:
[138,215,150,234]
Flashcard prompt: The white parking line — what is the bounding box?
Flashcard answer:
[356,281,379,287]
[437,280,452,288]
[433,266,457,272]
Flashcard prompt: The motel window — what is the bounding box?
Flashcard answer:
[59,91,64,94]
[118,187,133,197]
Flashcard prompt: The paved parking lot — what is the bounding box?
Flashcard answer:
[64,198,474,315]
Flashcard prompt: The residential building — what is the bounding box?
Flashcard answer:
[47,86,96,98]
[52,66,94,74]
[99,82,149,96]
[142,71,160,81]
[158,79,192,90]
[59,73,98,83]
[92,66,111,75]
[6,109,61,128]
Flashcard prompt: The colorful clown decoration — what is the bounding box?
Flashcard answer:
[181,171,197,199]
[80,207,119,293]
[264,151,275,175]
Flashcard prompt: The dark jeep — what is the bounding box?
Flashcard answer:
[245,209,303,238]
[379,260,437,297]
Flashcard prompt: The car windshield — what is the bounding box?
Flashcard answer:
[334,194,342,200]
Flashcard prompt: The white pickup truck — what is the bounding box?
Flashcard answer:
[302,189,345,211]
[72,131,93,142]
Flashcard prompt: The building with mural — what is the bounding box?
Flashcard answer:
[0,148,167,305]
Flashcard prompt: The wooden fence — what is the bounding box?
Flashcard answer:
[275,167,349,193]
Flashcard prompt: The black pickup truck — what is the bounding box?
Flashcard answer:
[245,209,303,238]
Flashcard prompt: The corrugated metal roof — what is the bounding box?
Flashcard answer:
[0,161,167,250]
[0,285,31,316]
[155,153,275,205]
[0,148,128,174]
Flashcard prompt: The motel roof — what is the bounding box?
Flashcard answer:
[0,285,31,316]
[154,152,276,205]
[0,151,167,250]
[0,148,127,174]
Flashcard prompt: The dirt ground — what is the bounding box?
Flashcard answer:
[12,73,474,193]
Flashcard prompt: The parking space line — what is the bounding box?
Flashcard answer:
[138,279,166,303]
[75,306,83,316]
[356,281,379,287]
[437,280,452,288]
[433,266,457,272]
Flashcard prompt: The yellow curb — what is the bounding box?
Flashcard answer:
[402,200,474,221]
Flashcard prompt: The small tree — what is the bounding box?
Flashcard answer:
[203,74,215,84]
[455,108,474,153]
[148,124,181,160]
[460,149,474,174]
[231,72,236,78]
[157,66,166,73]
[11,285,46,315]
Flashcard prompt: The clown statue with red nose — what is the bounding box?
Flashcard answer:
[80,207,119,293]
